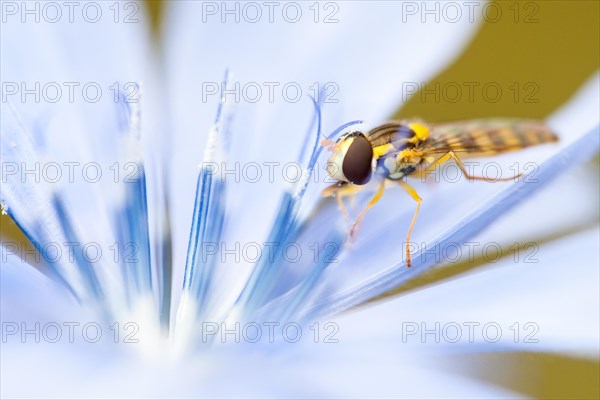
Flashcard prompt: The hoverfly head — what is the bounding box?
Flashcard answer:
[325,131,374,185]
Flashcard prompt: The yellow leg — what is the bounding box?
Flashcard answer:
[347,180,386,242]
[336,195,350,224]
[398,181,422,268]
[322,182,368,225]
[425,151,521,182]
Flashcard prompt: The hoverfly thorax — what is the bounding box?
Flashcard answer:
[368,123,428,180]
[326,131,375,185]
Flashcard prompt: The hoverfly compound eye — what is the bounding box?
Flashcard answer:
[342,134,374,185]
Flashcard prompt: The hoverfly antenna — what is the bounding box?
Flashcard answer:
[319,129,332,147]
[320,137,334,147]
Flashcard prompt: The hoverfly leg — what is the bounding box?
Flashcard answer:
[397,180,422,268]
[322,182,366,226]
[346,180,386,243]
[335,195,351,225]
[426,151,522,182]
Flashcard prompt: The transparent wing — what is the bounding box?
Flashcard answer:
[420,119,558,156]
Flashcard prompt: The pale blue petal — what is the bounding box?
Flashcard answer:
[0,252,81,322]
[1,3,170,318]
[330,226,599,357]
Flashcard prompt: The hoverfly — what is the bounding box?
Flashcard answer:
[321,119,558,267]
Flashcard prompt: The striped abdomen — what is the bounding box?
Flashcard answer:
[420,119,558,157]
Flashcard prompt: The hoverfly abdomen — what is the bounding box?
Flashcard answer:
[423,119,558,157]
[510,120,559,148]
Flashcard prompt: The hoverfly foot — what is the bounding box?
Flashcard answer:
[344,222,361,247]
